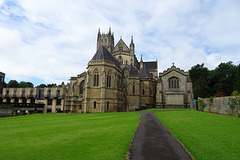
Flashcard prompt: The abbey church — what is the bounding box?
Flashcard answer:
[64,28,193,113]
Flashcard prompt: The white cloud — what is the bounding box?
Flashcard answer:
[0,0,239,85]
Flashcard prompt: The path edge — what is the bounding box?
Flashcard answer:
[125,113,142,160]
[155,113,195,160]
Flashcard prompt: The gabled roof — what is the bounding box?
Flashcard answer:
[112,38,130,53]
[143,61,157,70]
[159,64,189,77]
[139,65,153,78]
[129,64,139,76]
[91,45,121,68]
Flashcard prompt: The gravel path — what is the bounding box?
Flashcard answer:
[129,111,192,160]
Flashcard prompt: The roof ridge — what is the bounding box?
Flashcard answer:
[91,45,120,68]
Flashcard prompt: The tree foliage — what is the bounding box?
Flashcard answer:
[7,80,19,88]
[210,62,236,96]
[234,64,240,92]
[19,81,34,88]
[189,64,210,99]
[36,84,47,88]
[189,61,239,99]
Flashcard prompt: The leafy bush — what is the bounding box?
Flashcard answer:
[198,99,206,111]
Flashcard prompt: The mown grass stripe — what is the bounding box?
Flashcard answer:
[0,112,141,160]
[155,110,240,160]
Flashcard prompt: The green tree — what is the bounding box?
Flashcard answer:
[211,62,236,96]
[189,64,210,99]
[234,64,240,92]
[36,84,47,88]
[7,80,19,88]
[47,83,57,88]
[19,81,34,88]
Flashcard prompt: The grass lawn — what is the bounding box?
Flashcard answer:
[0,112,141,160]
[155,110,240,160]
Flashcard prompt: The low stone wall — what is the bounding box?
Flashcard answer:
[198,96,240,115]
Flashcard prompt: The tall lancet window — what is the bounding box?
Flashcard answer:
[169,77,179,89]
[94,70,99,87]
[142,83,145,95]
[133,82,135,95]
[80,81,84,94]
[106,70,111,88]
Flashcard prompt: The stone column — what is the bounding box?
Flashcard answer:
[61,99,64,111]
[84,72,90,113]
[43,99,48,113]
[52,99,57,113]
[101,70,106,113]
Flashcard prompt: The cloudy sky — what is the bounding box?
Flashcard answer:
[0,0,240,85]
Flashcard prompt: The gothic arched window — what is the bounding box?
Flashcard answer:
[106,70,111,88]
[94,101,97,109]
[142,83,145,95]
[133,82,135,95]
[169,77,179,89]
[80,81,84,94]
[94,70,99,87]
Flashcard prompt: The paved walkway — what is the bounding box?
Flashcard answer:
[129,111,192,160]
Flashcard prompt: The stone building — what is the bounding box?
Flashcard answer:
[155,64,193,108]
[1,87,66,114]
[0,72,5,104]
[65,28,193,113]
[0,72,5,96]
[1,28,193,114]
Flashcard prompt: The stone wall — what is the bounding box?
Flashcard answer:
[198,96,240,115]
[0,105,13,117]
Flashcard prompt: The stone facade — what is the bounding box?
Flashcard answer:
[1,87,66,114]
[156,65,194,108]
[1,28,193,114]
[65,28,193,112]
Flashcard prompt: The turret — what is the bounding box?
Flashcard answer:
[96,28,114,53]
[130,36,134,55]
[140,55,143,69]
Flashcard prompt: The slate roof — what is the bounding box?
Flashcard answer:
[139,65,153,78]
[129,64,139,76]
[143,61,157,70]
[91,45,121,68]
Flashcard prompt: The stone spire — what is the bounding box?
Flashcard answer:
[130,36,135,55]
[140,55,143,69]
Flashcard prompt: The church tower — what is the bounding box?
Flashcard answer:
[97,28,114,53]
